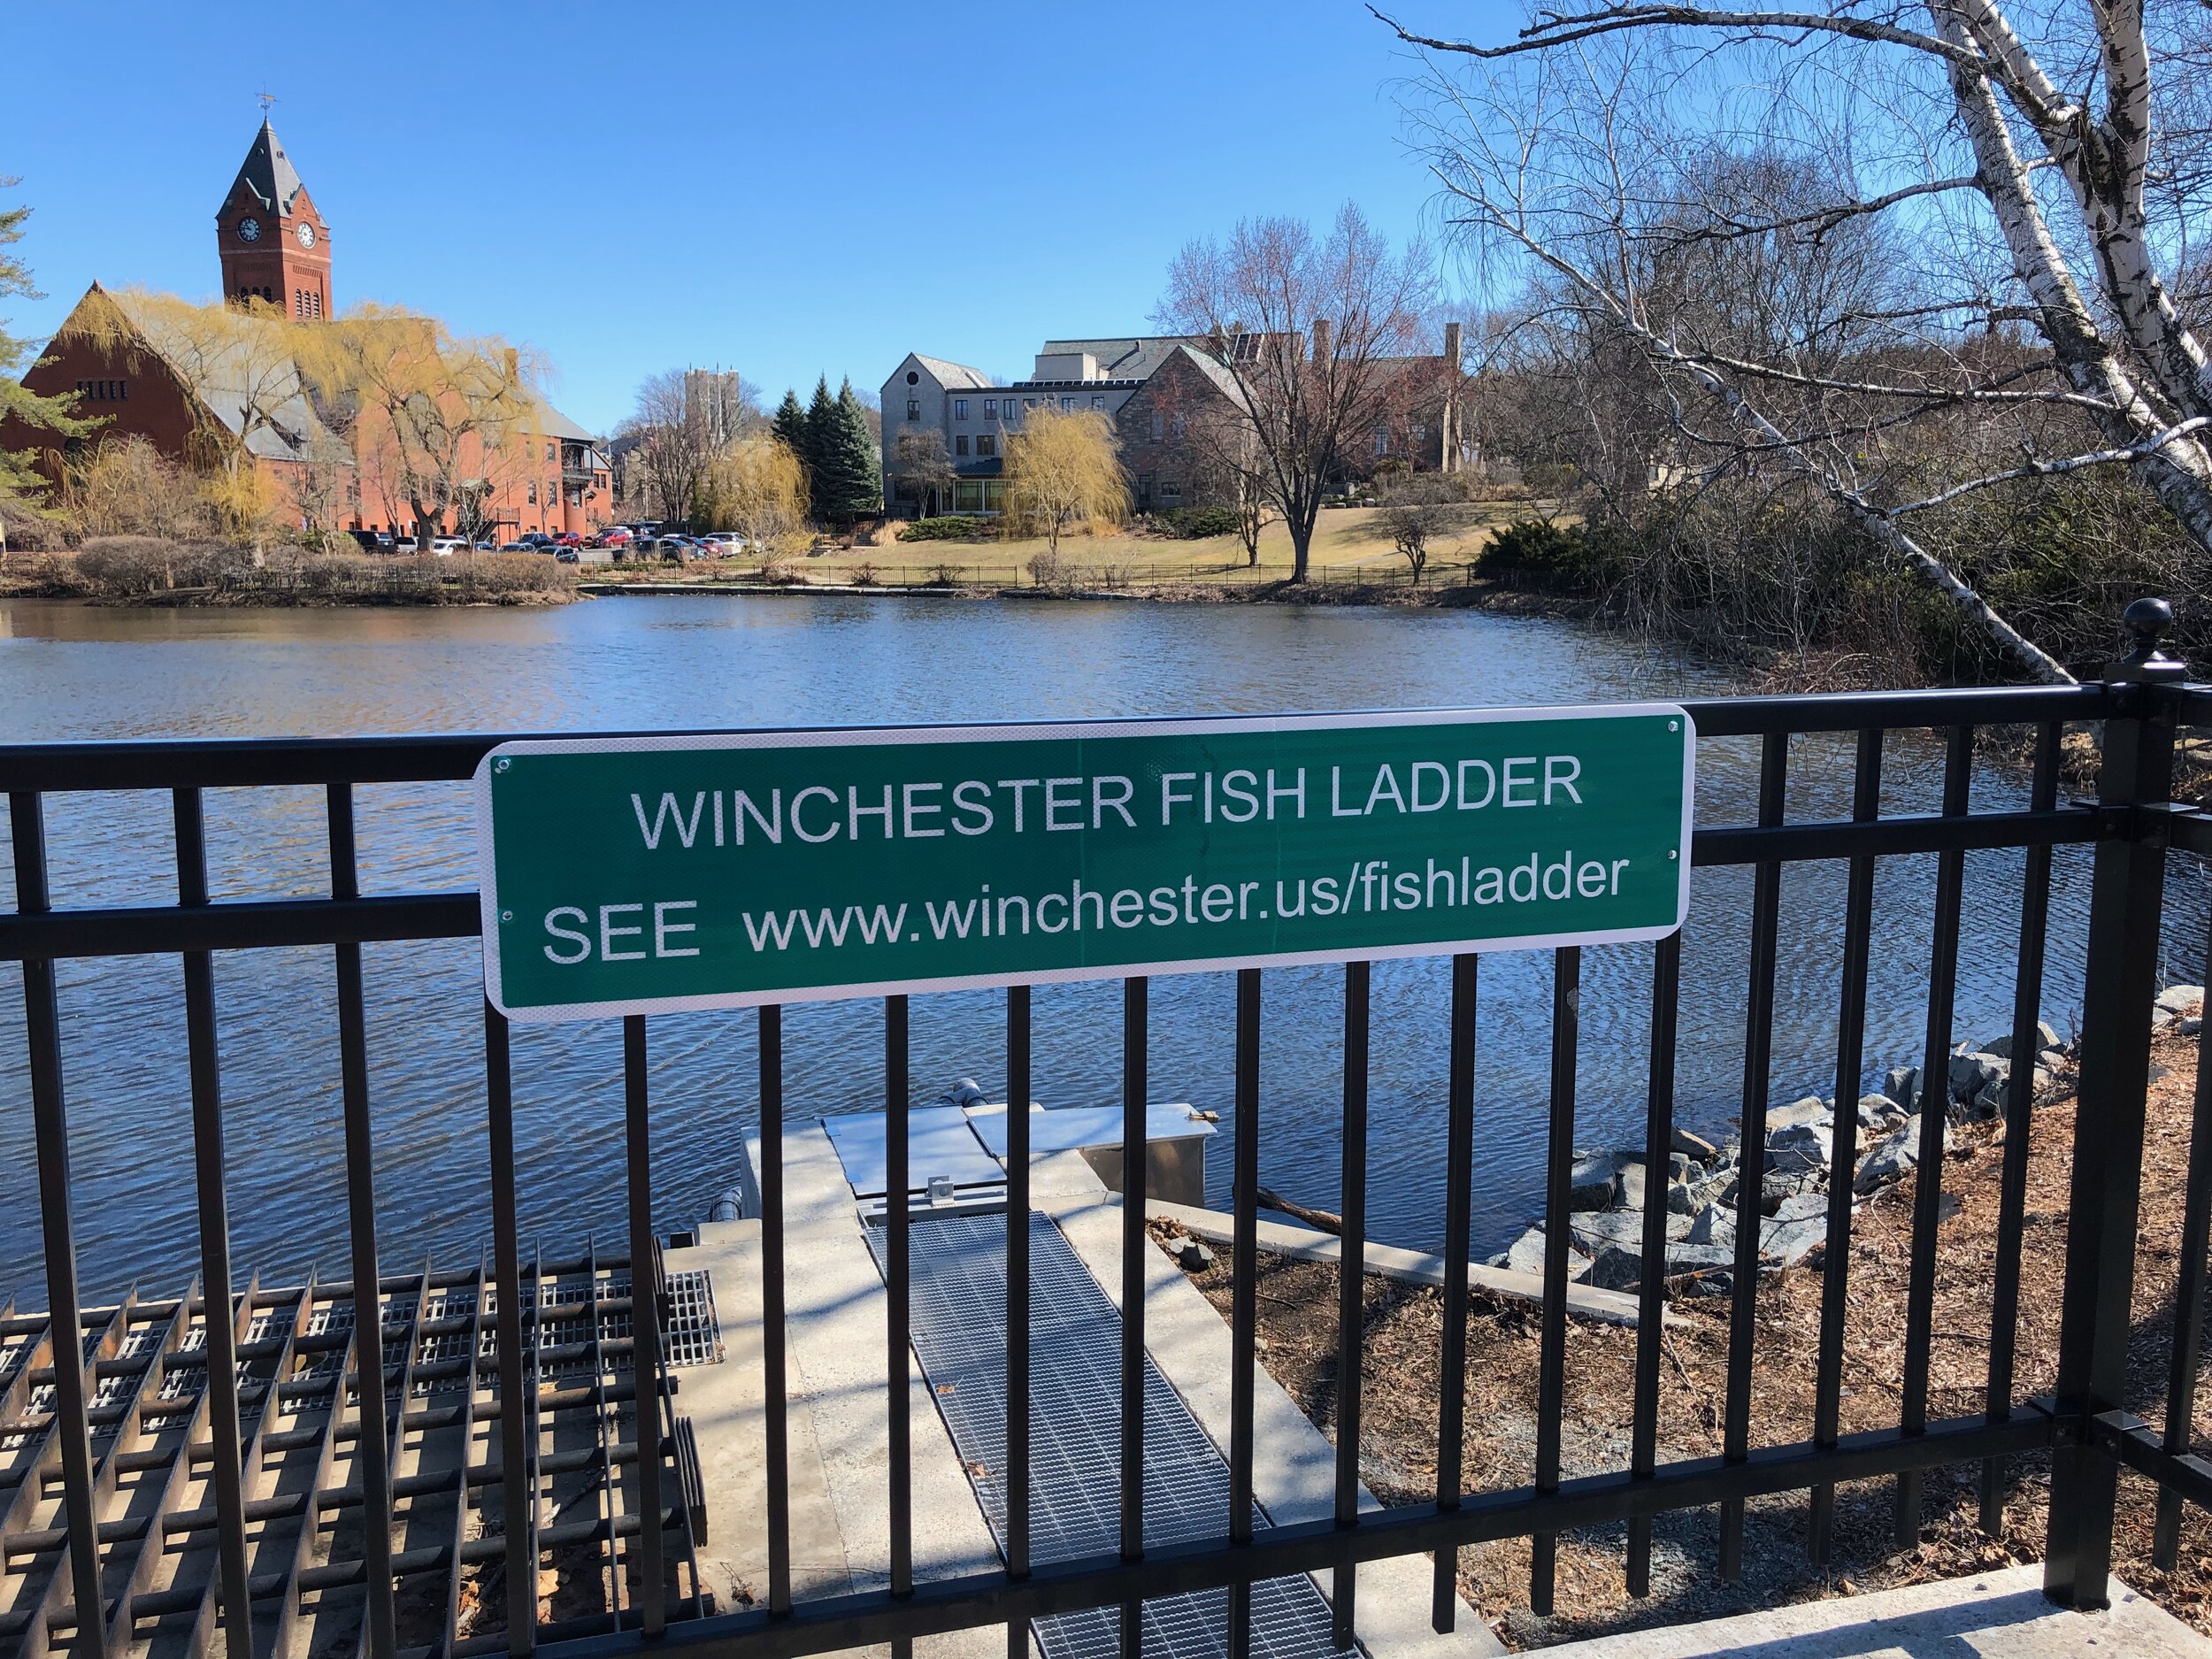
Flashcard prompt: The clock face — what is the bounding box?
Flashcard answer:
[296,221,317,249]
[237,217,261,242]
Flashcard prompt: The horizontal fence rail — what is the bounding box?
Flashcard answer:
[4,619,2212,1659]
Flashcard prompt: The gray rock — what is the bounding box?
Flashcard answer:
[1582,1244,1646,1291]
[1571,1207,1693,1254]
[1762,1215,1828,1268]
[1668,1152,1694,1184]
[1177,1239,1214,1272]
[1663,1241,1739,1282]
[1949,1049,2008,1106]
[1767,1094,1830,1132]
[2157,984,2204,1017]
[1616,1160,1649,1211]
[1885,1065,1922,1110]
[1767,1121,1832,1173]
[1857,1093,1902,1127]
[1569,1152,1620,1211]
[1686,1203,1736,1248]
[1500,1225,1588,1281]
[1770,1190,1830,1225]
[1668,1173,1727,1216]
[1854,1114,1947,1194]
[1985,1021,2060,1060]
[1671,1125,1719,1162]
[2184,1016,2205,1038]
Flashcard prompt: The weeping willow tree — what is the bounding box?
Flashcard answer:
[1004,403,1128,560]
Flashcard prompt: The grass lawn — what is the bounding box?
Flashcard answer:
[585,503,1560,589]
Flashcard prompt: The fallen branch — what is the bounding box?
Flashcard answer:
[1256,1187,1345,1234]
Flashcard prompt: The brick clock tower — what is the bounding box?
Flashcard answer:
[216,119,332,319]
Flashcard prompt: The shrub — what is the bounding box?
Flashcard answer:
[1156,505,1243,540]
[898,516,995,542]
[1479,518,1616,584]
[73,537,255,595]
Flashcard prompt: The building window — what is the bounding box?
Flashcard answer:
[1412,423,1427,443]
[1148,411,1164,442]
[975,434,995,457]
[527,482,538,504]
[954,398,968,419]
[545,442,556,463]
[1091,395,1105,411]
[955,434,970,457]
[1374,429,1390,457]
[1061,396,1075,412]
[1160,479,1183,503]
[1171,413,1187,439]
[1025,397,1039,410]
[983,397,997,419]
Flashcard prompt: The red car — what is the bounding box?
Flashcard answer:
[588,527,633,549]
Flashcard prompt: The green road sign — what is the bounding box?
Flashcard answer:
[474,705,1695,1021]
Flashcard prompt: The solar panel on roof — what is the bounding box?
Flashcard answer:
[869,1210,1356,1659]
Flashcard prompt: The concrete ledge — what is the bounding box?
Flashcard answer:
[1147,1199,1656,1328]
[1538,1565,2211,1657]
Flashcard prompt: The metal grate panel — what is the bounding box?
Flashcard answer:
[868,1210,1356,1659]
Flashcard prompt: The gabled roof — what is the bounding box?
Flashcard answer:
[908,353,994,390]
[223,119,310,218]
[1037,336,1205,381]
[100,288,350,465]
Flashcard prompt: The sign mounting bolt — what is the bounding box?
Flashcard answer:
[495,757,511,772]
[1668,720,1679,732]
[501,910,513,923]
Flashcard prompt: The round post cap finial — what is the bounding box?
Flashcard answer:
[2124,595,2173,642]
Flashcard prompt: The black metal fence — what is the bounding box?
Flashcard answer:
[4,601,2212,1658]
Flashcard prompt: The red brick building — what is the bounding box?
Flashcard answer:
[6,119,610,541]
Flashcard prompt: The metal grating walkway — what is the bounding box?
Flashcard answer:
[868,1210,1358,1659]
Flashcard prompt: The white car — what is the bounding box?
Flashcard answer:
[429,536,469,557]
[698,532,748,555]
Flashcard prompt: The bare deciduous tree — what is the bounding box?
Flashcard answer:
[1378,0,2212,680]
[1156,205,1435,581]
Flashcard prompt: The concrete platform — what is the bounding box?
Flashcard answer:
[1538,1565,2212,1657]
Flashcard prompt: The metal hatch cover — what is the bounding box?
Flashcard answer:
[823,1106,1005,1197]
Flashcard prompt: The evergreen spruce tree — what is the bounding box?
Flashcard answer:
[771,388,807,456]
[802,376,837,508]
[815,378,882,526]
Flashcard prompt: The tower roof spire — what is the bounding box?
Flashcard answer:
[223,116,306,217]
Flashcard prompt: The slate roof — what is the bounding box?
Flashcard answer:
[910,353,994,390]
[1037,336,1205,381]
[104,288,350,465]
[225,119,310,218]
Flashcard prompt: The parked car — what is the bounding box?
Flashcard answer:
[698,532,747,555]
[393,538,418,552]
[472,537,500,551]
[348,529,395,554]
[498,541,534,552]
[555,548,580,564]
[429,536,469,557]
[590,526,634,549]
[552,532,583,549]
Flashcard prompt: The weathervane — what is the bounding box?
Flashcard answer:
[257,89,277,114]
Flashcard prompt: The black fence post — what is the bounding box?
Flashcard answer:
[2045,598,2186,1609]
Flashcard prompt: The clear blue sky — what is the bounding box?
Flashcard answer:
[2,1,1508,435]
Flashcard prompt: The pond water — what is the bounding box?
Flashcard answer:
[0,592,2200,1300]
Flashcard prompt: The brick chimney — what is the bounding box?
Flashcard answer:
[1310,318,1333,365]
[1444,320,1463,365]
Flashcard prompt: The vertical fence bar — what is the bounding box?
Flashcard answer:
[11,790,106,1659]
[2154,902,2212,1568]
[174,787,251,1658]
[1532,946,1581,1614]
[887,995,913,1659]
[1627,932,1681,1597]
[1432,954,1478,1632]
[1227,970,1261,1659]
[328,781,397,1659]
[483,1002,535,1654]
[1985,720,2060,1540]
[1332,962,1371,1645]
[1897,725,1972,1547]
[2047,607,2182,1609]
[1005,987,1032,1659]
[1809,727,1884,1563]
[623,1015,666,1634]
[760,1004,793,1618]
[1720,731,1787,1580]
[1119,976,1148,1659]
